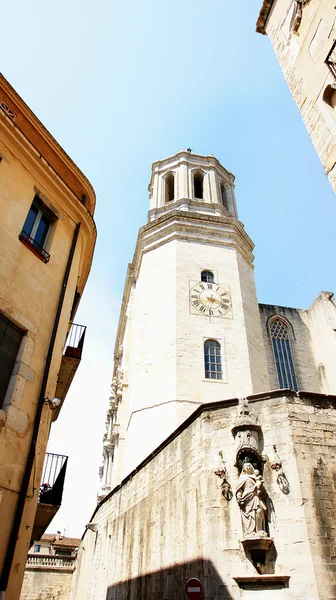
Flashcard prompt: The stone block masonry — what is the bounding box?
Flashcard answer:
[72,391,336,600]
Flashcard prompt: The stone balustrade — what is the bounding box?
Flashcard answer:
[26,554,75,570]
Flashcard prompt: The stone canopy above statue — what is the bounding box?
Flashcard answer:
[231,399,263,473]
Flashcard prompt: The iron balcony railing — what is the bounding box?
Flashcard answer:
[325,40,336,79]
[18,230,50,263]
[27,554,75,569]
[63,323,87,359]
[39,452,68,506]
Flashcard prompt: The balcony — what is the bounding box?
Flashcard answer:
[32,453,68,542]
[19,230,51,263]
[325,40,336,80]
[53,323,86,420]
[26,554,75,572]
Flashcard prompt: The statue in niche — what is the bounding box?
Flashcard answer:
[235,461,268,539]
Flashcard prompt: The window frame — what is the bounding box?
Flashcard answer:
[19,195,55,263]
[164,172,175,203]
[201,270,215,283]
[268,316,299,392]
[193,170,204,200]
[0,314,24,409]
[204,338,223,381]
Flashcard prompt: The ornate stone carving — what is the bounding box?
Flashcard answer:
[232,400,273,571]
[214,451,233,501]
[231,399,262,473]
[116,366,123,395]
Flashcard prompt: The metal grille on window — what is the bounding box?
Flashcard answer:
[204,339,223,380]
[325,40,336,80]
[201,270,214,283]
[0,315,23,406]
[270,318,298,392]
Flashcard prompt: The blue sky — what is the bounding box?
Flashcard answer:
[3,0,335,536]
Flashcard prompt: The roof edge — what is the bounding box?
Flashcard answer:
[85,388,336,534]
[256,0,274,34]
[0,73,96,215]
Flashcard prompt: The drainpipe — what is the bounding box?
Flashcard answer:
[0,222,81,597]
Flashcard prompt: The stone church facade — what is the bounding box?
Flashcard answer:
[256,0,336,194]
[71,152,336,600]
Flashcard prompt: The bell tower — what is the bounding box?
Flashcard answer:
[99,151,269,496]
[148,150,238,217]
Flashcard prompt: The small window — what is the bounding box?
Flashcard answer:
[201,270,214,283]
[165,173,175,203]
[204,339,223,380]
[19,196,54,262]
[323,85,336,109]
[269,318,298,392]
[194,172,204,199]
[55,548,73,556]
[0,315,24,408]
[34,545,41,553]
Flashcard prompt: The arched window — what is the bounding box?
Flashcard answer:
[201,270,214,283]
[220,183,229,211]
[323,85,336,109]
[194,171,204,199]
[165,173,175,203]
[269,318,298,392]
[204,339,222,380]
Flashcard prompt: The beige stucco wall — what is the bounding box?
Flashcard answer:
[0,84,96,600]
[72,392,336,600]
[260,0,336,193]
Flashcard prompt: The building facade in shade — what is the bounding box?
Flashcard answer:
[20,533,81,600]
[0,75,96,600]
[72,151,336,600]
[256,0,336,194]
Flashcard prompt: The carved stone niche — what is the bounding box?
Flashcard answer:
[232,400,273,574]
[231,399,263,474]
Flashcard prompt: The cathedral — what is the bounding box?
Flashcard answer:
[71,151,336,600]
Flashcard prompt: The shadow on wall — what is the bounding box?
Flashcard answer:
[106,558,234,600]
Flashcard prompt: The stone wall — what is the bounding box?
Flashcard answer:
[72,391,336,600]
[259,0,336,194]
[259,292,336,396]
[259,303,322,393]
[20,567,74,600]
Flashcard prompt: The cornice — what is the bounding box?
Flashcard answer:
[0,74,96,215]
[0,111,96,296]
[256,0,274,34]
[88,389,336,524]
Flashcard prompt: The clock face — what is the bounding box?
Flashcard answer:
[189,281,231,317]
